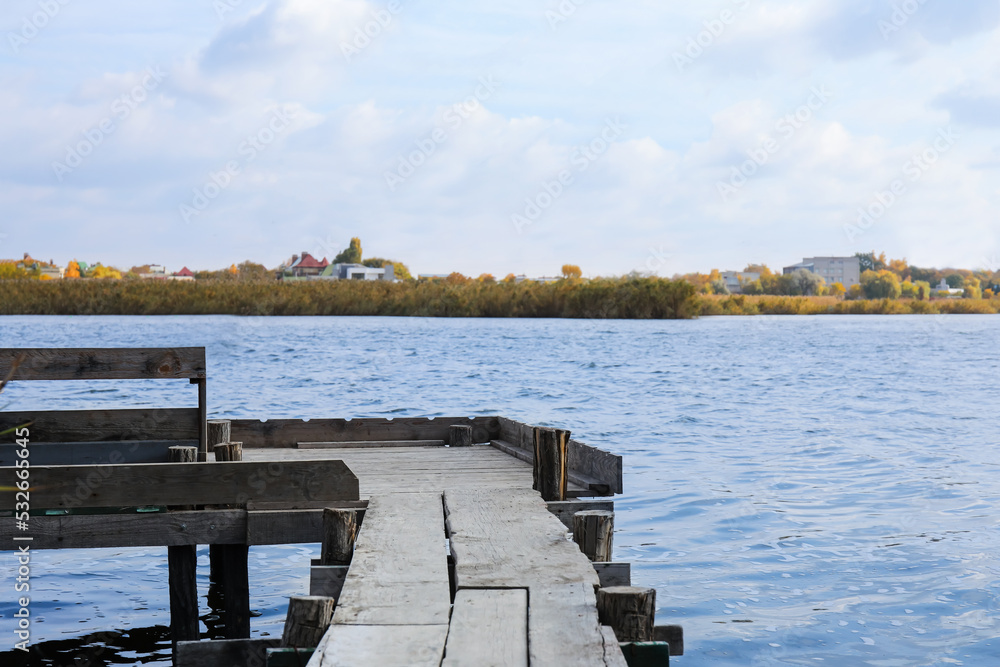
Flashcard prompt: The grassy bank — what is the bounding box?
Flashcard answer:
[0,277,699,319]
[698,294,1000,316]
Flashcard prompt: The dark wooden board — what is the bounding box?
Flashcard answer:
[176,638,281,667]
[490,440,615,497]
[0,440,193,466]
[0,408,201,443]
[230,417,501,448]
[0,347,206,381]
[0,460,359,510]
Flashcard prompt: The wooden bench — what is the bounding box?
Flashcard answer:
[0,347,208,462]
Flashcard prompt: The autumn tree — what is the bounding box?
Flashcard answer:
[333,237,363,264]
[90,264,122,280]
[64,260,81,279]
[861,270,901,299]
[501,273,517,283]
[827,282,846,298]
[445,272,470,285]
[236,261,272,281]
[477,273,496,283]
[561,264,582,279]
[0,264,29,279]
[743,264,773,277]
[793,269,825,296]
[362,258,413,280]
[855,251,887,273]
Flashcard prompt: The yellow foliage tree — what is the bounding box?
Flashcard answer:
[561,264,582,280]
[91,265,122,280]
[828,282,846,297]
[64,260,81,279]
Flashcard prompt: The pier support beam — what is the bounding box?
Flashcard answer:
[281,595,335,648]
[210,432,240,584]
[219,543,251,639]
[573,510,614,562]
[168,545,200,644]
[321,508,358,566]
[532,427,570,501]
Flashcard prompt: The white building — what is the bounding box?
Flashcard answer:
[720,271,760,294]
[782,256,861,288]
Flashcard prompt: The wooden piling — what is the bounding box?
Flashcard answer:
[596,586,656,643]
[449,424,473,447]
[207,419,231,454]
[210,440,242,584]
[168,545,200,644]
[213,441,243,462]
[321,508,358,566]
[168,446,198,463]
[281,596,335,648]
[219,543,251,639]
[572,510,614,562]
[532,427,569,501]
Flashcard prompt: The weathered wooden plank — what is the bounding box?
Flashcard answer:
[599,626,630,667]
[546,499,616,529]
[0,510,246,549]
[568,438,623,495]
[491,439,615,496]
[246,505,365,544]
[594,562,632,588]
[332,493,450,626]
[0,408,201,443]
[0,440,190,466]
[168,545,199,644]
[529,583,613,667]
[0,347,206,381]
[231,417,500,448]
[442,589,528,667]
[297,440,445,449]
[176,637,280,667]
[306,624,448,667]
[177,637,278,666]
[445,488,600,590]
[218,544,251,639]
[0,460,359,510]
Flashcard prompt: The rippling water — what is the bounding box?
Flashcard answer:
[1,314,999,666]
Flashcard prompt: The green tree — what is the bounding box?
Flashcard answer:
[914,280,931,301]
[793,269,825,296]
[945,273,964,289]
[0,264,29,279]
[333,237,363,264]
[362,257,413,280]
[236,261,272,281]
[861,270,901,299]
[709,278,730,295]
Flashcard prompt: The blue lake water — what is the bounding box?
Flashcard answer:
[1,314,999,666]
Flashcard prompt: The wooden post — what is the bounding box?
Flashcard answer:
[597,586,656,643]
[213,441,243,462]
[321,508,358,566]
[572,510,614,562]
[219,544,251,639]
[167,444,200,647]
[281,596,335,648]
[196,378,208,462]
[532,427,569,501]
[449,424,473,447]
[168,445,198,463]
[168,545,199,645]
[207,419,232,455]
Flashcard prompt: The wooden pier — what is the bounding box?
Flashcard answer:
[0,347,682,666]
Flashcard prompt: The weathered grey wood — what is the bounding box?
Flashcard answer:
[196,378,208,461]
[654,625,684,656]
[599,626,630,667]
[442,589,528,667]
[175,637,280,667]
[573,510,614,562]
[597,587,656,643]
[449,425,473,447]
[546,499,615,529]
[298,440,445,449]
[282,596,335,648]
[0,460,359,510]
[310,566,349,598]
[594,562,631,587]
[169,446,198,463]
[533,427,569,501]
[530,583,612,667]
[321,508,357,566]
[306,624,448,667]
[245,504,365,545]
[491,439,614,497]
[168,545,199,644]
[0,347,207,381]
[219,543,250,639]
[230,417,501,448]
[332,493,450,626]
[0,440,191,466]
[0,408,200,443]
[445,488,600,590]
[207,419,232,449]
[213,441,243,462]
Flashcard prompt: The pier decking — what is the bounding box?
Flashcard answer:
[1,348,680,666]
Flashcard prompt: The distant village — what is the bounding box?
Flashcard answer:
[2,248,998,300]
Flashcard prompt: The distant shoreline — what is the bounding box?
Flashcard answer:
[1,280,998,317]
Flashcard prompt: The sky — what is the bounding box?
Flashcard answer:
[2,0,1000,277]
